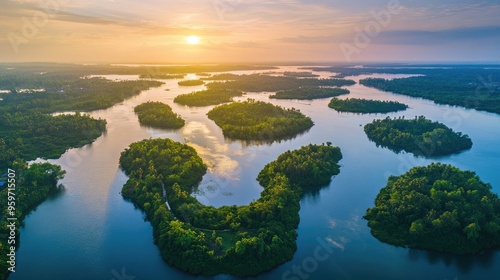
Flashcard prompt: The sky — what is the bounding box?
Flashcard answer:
[0,0,499,63]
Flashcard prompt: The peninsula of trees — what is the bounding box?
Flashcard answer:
[364,163,500,255]
[207,99,313,141]
[174,89,245,106]
[178,80,205,86]
[134,102,185,129]
[364,116,473,157]
[328,98,408,113]
[269,86,350,100]
[119,139,342,276]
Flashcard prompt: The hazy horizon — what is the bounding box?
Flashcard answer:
[1,0,500,63]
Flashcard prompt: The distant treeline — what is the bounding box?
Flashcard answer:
[270,86,350,100]
[206,74,355,92]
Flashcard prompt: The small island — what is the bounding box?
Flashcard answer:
[269,86,350,100]
[364,163,500,255]
[207,99,314,141]
[328,98,408,113]
[134,101,185,129]
[364,116,472,157]
[119,139,342,276]
[173,89,244,106]
[178,79,205,86]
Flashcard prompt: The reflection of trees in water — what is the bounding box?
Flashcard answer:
[407,248,497,274]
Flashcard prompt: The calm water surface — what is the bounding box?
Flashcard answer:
[11,67,500,280]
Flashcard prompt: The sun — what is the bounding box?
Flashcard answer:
[186,36,200,45]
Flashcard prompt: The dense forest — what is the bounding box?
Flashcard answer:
[178,80,205,86]
[134,102,185,129]
[174,89,245,106]
[364,116,473,157]
[206,74,355,92]
[119,139,342,276]
[207,99,314,141]
[0,161,66,279]
[328,98,408,113]
[364,163,500,254]
[269,86,350,100]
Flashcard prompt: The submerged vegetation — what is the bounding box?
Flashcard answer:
[174,89,245,106]
[134,102,184,129]
[364,163,500,255]
[207,99,314,141]
[328,98,408,113]
[364,116,472,157]
[119,139,342,276]
[269,86,350,100]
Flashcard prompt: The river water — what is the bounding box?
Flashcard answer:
[10,67,500,280]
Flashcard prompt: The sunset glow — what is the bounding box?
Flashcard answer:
[186,36,200,45]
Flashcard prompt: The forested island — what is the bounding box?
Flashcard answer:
[328,98,408,113]
[364,163,500,254]
[364,116,473,157]
[207,99,313,141]
[206,74,355,92]
[178,80,205,86]
[269,86,349,100]
[0,161,66,279]
[134,102,185,129]
[119,139,342,276]
[174,89,244,106]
